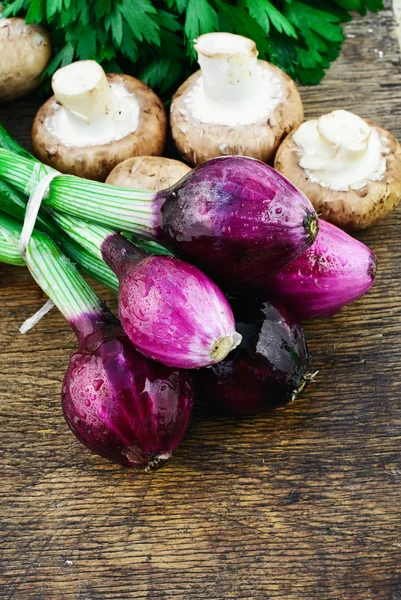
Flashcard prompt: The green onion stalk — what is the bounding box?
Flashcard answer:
[0,126,171,257]
[0,171,159,293]
[0,172,161,296]
[0,203,118,293]
[51,211,129,265]
[0,178,58,239]
[0,129,118,290]
[0,125,36,161]
[0,163,118,293]
[0,148,161,236]
[0,212,106,326]
[0,208,116,293]
[0,212,25,266]
[61,237,118,293]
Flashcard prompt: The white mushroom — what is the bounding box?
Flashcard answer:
[32,60,167,181]
[0,17,52,102]
[170,32,303,165]
[275,110,401,230]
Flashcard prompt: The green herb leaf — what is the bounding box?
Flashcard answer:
[363,0,384,11]
[94,0,112,20]
[184,0,219,41]
[45,42,75,76]
[140,57,184,95]
[25,0,45,23]
[120,0,160,45]
[46,0,63,20]
[2,0,28,17]
[286,2,344,43]
[156,10,182,33]
[246,0,297,38]
[165,0,188,14]
[119,21,140,62]
[76,30,97,60]
[216,0,271,56]
[107,10,124,47]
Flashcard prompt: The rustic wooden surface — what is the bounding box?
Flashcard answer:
[1,4,401,599]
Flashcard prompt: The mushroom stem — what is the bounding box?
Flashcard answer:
[316,110,372,162]
[194,32,259,109]
[48,61,140,148]
[293,110,388,191]
[52,60,121,124]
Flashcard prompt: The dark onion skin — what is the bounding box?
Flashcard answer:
[63,310,194,470]
[198,299,310,414]
[263,220,377,320]
[157,156,318,291]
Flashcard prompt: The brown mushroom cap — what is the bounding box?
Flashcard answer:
[0,18,52,102]
[274,120,401,230]
[106,156,191,191]
[170,61,303,166]
[32,74,167,181]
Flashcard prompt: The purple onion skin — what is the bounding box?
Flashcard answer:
[157,157,318,291]
[198,299,310,415]
[102,234,241,369]
[264,220,377,320]
[62,311,194,470]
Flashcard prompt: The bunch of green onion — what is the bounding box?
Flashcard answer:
[0,124,171,296]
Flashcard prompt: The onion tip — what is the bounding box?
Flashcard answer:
[369,253,378,280]
[211,332,242,363]
[303,212,319,244]
[123,445,173,472]
[144,452,172,473]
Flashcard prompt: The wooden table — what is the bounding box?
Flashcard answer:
[1,4,401,599]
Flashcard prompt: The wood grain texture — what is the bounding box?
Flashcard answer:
[1,3,401,599]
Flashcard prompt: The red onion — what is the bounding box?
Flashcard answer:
[64,311,194,470]
[198,299,310,414]
[264,220,377,319]
[159,157,318,290]
[101,233,241,369]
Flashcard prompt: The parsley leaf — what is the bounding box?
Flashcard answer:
[184,0,218,41]
[120,0,160,45]
[246,0,297,38]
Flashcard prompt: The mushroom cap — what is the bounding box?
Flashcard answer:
[32,74,167,181]
[0,18,52,102]
[170,61,303,166]
[274,120,401,230]
[106,156,191,191]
